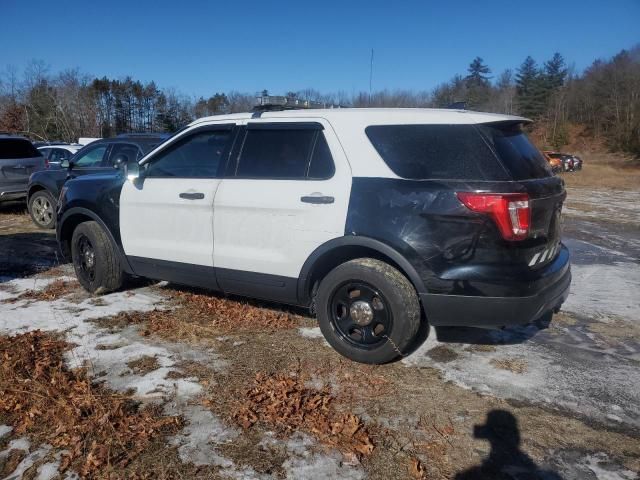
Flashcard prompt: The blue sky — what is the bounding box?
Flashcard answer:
[2,0,639,97]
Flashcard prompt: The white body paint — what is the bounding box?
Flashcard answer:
[120,177,220,266]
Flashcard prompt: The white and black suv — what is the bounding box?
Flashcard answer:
[56,108,571,364]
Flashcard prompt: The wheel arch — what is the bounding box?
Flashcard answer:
[27,183,48,201]
[297,236,428,307]
[58,207,133,274]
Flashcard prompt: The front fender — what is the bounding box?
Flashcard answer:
[57,207,133,274]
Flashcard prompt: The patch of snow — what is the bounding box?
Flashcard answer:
[0,276,71,302]
[260,432,364,480]
[298,327,324,339]
[564,262,640,323]
[167,404,238,468]
[583,453,638,480]
[404,325,640,428]
[1,437,30,453]
[2,445,51,480]
[36,459,61,480]
[0,425,11,439]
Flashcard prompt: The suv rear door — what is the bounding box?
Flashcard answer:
[0,138,44,195]
[212,120,351,303]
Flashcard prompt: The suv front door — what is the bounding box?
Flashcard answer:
[212,121,351,303]
[120,124,236,286]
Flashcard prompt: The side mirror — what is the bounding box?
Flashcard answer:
[114,154,142,185]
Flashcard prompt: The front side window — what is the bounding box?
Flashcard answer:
[145,129,232,178]
[73,145,107,168]
[235,127,334,179]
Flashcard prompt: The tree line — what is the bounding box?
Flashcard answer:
[0,46,638,156]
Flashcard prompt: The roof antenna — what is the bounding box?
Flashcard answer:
[369,48,374,106]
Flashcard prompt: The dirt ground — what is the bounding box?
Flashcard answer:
[1,164,639,479]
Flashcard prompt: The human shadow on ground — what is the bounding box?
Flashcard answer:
[455,410,563,480]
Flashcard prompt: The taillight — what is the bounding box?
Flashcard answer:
[44,157,49,168]
[456,192,531,241]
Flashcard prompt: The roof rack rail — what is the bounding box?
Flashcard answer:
[446,101,467,110]
[116,133,170,139]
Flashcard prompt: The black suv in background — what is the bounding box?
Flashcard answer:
[0,136,45,202]
[27,134,168,228]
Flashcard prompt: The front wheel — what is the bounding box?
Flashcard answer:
[316,258,421,364]
[71,221,124,294]
[28,190,56,229]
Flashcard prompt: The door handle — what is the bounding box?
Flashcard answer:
[301,195,334,204]
[179,192,205,200]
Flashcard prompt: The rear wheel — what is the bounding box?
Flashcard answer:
[316,258,421,364]
[28,190,56,229]
[71,221,123,294]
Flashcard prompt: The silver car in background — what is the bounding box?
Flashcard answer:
[0,136,46,202]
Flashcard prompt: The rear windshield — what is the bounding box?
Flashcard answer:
[365,123,551,181]
[0,139,42,159]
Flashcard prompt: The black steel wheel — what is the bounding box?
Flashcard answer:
[329,281,393,349]
[71,221,124,294]
[316,258,421,364]
[76,234,96,283]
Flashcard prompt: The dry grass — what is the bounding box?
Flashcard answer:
[562,163,640,190]
[100,288,302,343]
[0,330,184,478]
[230,371,375,458]
[126,355,160,375]
[490,357,528,374]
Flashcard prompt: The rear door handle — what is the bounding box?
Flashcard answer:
[301,195,334,204]
[179,192,205,200]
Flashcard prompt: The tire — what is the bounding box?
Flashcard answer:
[71,221,124,294]
[316,258,421,364]
[28,190,57,229]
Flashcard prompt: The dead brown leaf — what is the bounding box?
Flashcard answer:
[0,330,184,478]
[232,371,374,458]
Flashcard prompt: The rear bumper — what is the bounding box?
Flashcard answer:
[421,245,571,327]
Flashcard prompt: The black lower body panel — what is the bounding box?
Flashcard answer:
[421,245,571,327]
[128,256,220,291]
[127,256,299,305]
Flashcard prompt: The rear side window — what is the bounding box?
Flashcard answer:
[366,125,510,181]
[308,134,335,179]
[476,124,552,180]
[236,128,316,179]
[0,139,42,159]
[366,123,552,181]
